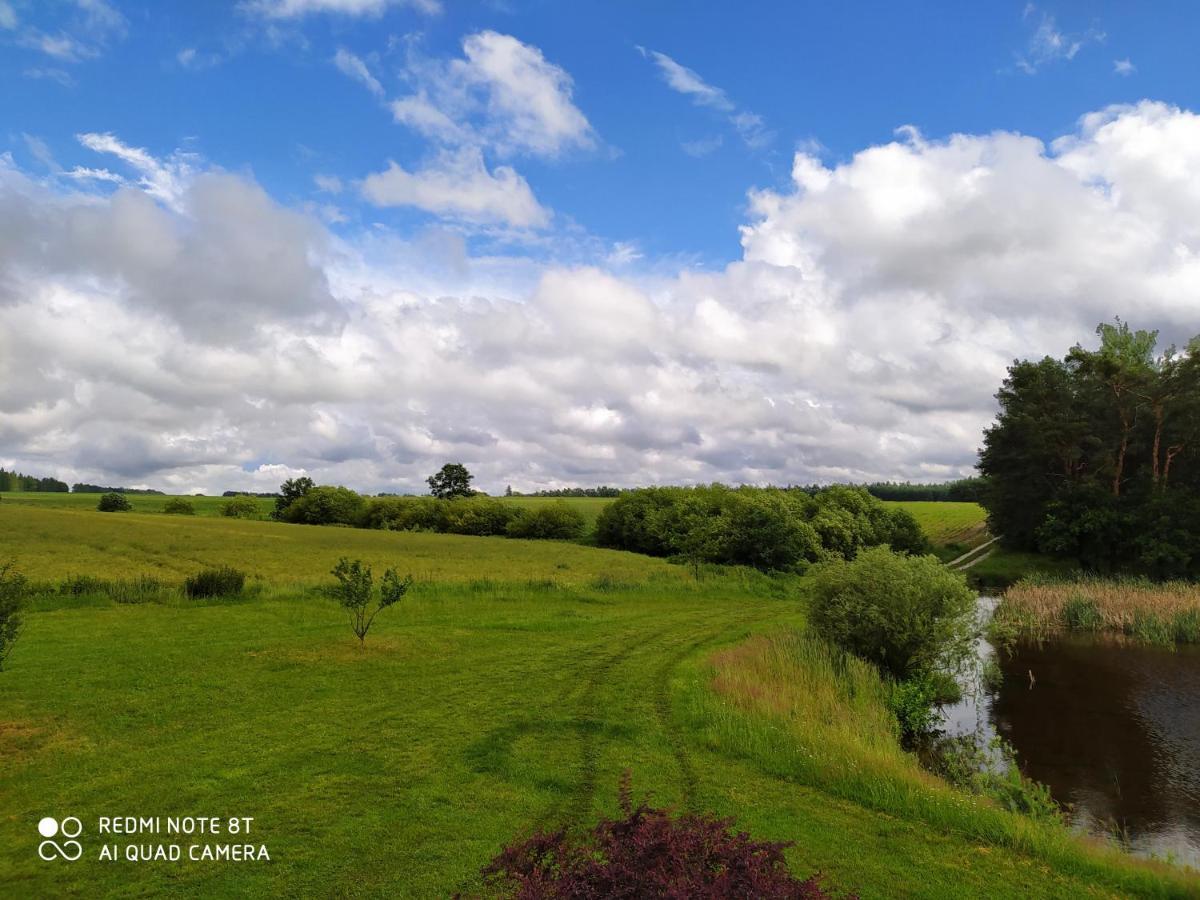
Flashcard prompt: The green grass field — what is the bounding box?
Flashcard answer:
[1,501,1194,897]
[887,501,990,557]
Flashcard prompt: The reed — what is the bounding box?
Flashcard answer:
[998,576,1200,644]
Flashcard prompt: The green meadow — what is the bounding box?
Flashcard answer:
[0,500,1194,897]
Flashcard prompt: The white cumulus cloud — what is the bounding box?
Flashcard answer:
[361,146,550,228]
[5,103,1200,493]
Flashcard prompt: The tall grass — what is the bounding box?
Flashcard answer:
[684,631,1187,893]
[998,576,1200,645]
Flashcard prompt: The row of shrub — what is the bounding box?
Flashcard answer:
[594,484,927,571]
[271,487,588,540]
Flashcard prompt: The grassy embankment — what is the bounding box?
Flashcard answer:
[1,502,1195,896]
[994,576,1200,645]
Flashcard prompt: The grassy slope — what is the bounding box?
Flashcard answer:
[1,505,1194,897]
[887,501,989,557]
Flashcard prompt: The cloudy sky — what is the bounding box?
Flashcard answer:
[2,1,1199,494]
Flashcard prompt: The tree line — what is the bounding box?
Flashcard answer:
[595,484,927,571]
[0,469,68,492]
[73,483,164,495]
[981,320,1200,577]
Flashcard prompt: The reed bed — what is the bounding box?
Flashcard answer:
[997,576,1200,644]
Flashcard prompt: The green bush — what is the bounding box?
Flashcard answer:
[162,497,196,516]
[185,566,247,599]
[439,496,517,536]
[364,496,442,531]
[282,486,366,526]
[595,484,924,572]
[97,492,132,512]
[809,546,976,681]
[221,495,262,519]
[888,675,940,741]
[272,476,314,521]
[0,562,27,671]
[505,502,586,540]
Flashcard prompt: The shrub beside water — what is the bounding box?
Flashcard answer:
[185,567,247,599]
[808,547,976,681]
[97,492,132,512]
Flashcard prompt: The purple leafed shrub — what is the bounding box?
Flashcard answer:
[479,776,842,899]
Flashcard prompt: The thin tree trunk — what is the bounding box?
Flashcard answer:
[1164,444,1184,487]
[1151,402,1164,486]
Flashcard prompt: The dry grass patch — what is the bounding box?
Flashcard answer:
[998,577,1200,644]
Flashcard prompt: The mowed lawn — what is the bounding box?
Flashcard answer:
[0,504,1191,897]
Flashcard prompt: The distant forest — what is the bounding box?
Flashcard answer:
[72,484,164,495]
[0,468,68,492]
[510,479,984,502]
[1,468,983,503]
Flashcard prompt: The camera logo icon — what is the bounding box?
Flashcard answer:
[38,817,83,861]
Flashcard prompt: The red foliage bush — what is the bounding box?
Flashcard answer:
[479,777,841,899]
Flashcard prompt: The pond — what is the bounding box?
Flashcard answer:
[940,598,1200,869]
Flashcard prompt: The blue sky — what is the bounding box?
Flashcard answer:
[3,1,1200,493]
[4,1,1186,266]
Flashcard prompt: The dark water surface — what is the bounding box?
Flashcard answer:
[942,599,1200,869]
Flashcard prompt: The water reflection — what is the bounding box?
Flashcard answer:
[940,599,1200,869]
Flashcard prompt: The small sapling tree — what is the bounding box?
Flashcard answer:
[427,463,475,499]
[0,562,27,671]
[330,557,413,647]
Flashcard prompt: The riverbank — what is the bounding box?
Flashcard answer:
[993,576,1200,645]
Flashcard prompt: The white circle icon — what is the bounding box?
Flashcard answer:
[37,816,83,861]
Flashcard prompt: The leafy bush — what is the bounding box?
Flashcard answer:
[185,566,247,599]
[221,495,262,519]
[595,484,926,572]
[282,486,366,526]
[330,557,413,646]
[888,675,940,742]
[439,496,517,536]
[809,546,976,681]
[97,492,132,512]
[0,562,27,671]
[481,775,836,899]
[162,497,196,516]
[272,476,315,521]
[364,496,443,532]
[505,502,586,540]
